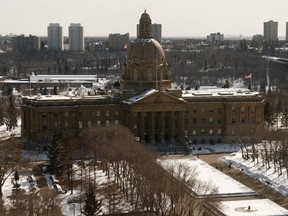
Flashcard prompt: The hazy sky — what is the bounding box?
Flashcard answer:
[2,0,288,38]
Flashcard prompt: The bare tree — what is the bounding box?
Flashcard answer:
[0,137,22,197]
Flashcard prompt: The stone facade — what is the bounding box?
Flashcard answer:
[21,11,264,149]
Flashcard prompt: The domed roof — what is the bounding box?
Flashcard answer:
[127,38,165,61]
[121,11,171,92]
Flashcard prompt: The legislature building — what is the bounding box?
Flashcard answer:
[21,11,264,149]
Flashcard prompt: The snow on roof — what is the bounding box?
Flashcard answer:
[219,199,288,216]
[159,157,256,197]
[122,89,157,104]
[23,92,106,101]
[182,87,260,98]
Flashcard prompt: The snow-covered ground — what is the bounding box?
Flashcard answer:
[159,157,256,197]
[219,199,288,216]
[1,120,288,215]
[0,118,21,140]
[159,154,288,215]
[220,152,288,197]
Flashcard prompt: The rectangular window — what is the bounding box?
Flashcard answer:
[115,111,119,116]
[78,120,82,129]
[106,111,110,117]
[78,112,83,118]
[42,113,47,118]
[134,124,137,129]
[218,128,221,134]
[201,118,205,125]
[64,112,69,117]
[97,120,101,126]
[106,120,110,126]
[147,70,152,80]
[115,120,119,124]
[64,121,69,129]
[201,129,205,135]
[209,129,213,135]
[53,122,58,129]
[218,118,222,124]
[133,70,138,80]
[97,111,100,117]
[192,130,197,135]
[88,120,92,128]
[185,119,189,127]
[209,116,214,123]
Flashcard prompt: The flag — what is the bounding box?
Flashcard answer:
[124,43,128,50]
[245,73,252,79]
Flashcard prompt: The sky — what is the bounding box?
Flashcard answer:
[1,0,288,38]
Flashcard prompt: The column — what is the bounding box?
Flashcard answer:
[161,111,165,143]
[171,111,175,142]
[141,112,145,141]
[151,112,155,143]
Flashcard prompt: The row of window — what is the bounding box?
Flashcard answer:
[189,139,222,145]
[187,107,256,115]
[43,119,119,130]
[189,128,222,136]
[42,111,119,118]
[78,120,119,128]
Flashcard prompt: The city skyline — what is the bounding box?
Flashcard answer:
[1,0,288,38]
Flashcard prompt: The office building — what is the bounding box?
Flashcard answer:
[69,23,84,52]
[264,20,278,42]
[47,23,63,51]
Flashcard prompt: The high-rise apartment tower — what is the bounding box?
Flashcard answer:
[264,20,278,42]
[69,23,84,52]
[47,23,63,51]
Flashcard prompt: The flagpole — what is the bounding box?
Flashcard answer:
[251,73,252,90]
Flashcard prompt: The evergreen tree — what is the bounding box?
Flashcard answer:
[81,184,102,216]
[222,80,230,88]
[264,102,276,127]
[47,132,64,174]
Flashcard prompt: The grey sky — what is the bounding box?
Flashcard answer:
[2,0,288,38]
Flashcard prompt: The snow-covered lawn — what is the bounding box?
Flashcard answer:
[220,152,288,196]
[159,157,256,197]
